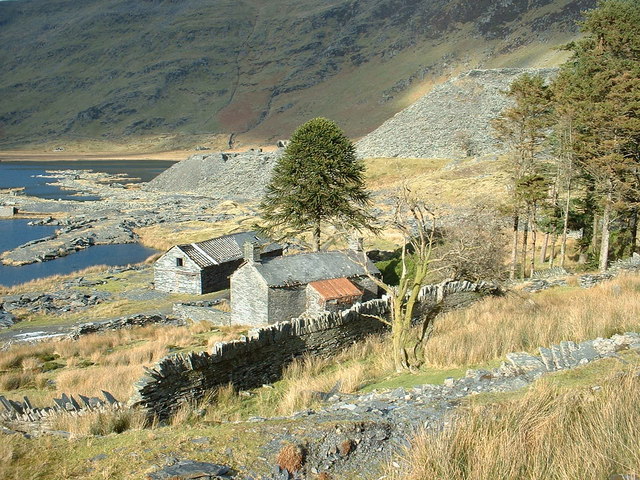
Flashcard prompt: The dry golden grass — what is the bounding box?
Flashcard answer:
[393,367,640,480]
[364,156,509,207]
[424,274,640,367]
[135,211,257,251]
[49,408,150,436]
[274,335,393,415]
[0,322,242,404]
[0,265,109,294]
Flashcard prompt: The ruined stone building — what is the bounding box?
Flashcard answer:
[230,243,380,326]
[154,232,282,295]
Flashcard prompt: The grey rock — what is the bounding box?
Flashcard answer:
[505,352,546,374]
[147,460,230,480]
[357,68,558,160]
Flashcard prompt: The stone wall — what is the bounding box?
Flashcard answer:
[230,265,269,326]
[130,280,497,419]
[0,206,18,217]
[129,298,390,419]
[154,247,202,294]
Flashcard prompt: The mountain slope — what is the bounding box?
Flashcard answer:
[356,68,558,159]
[0,0,595,147]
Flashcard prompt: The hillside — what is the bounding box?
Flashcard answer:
[357,68,558,159]
[0,0,595,148]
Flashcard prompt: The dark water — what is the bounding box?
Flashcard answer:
[0,243,157,287]
[0,160,175,200]
[0,160,172,286]
[0,219,57,253]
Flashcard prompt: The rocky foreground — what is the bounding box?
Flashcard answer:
[3,331,637,479]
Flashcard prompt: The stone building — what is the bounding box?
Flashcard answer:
[154,232,282,295]
[230,244,380,326]
[0,206,18,217]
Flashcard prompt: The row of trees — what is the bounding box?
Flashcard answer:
[255,0,638,369]
[496,0,640,276]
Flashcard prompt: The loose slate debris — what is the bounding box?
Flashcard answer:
[147,460,231,480]
[0,390,121,424]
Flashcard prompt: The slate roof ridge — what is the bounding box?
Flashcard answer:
[175,231,280,268]
[253,249,379,287]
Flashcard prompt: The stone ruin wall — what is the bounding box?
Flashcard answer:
[129,280,497,419]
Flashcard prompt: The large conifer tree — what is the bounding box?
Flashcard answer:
[259,117,374,250]
[554,0,640,271]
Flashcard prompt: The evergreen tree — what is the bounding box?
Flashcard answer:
[258,117,375,250]
[493,73,554,278]
[553,0,640,270]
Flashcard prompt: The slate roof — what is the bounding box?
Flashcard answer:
[308,277,363,300]
[177,231,281,268]
[253,250,380,287]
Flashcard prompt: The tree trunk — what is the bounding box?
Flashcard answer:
[540,233,549,264]
[631,208,638,255]
[591,213,600,258]
[312,223,321,252]
[549,230,558,267]
[510,212,519,280]
[530,205,537,277]
[521,207,530,279]
[599,193,612,272]
[560,185,571,268]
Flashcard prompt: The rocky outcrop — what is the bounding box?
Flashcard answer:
[356,68,558,160]
[144,150,282,201]
[68,314,184,340]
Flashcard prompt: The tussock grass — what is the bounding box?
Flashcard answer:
[424,275,640,367]
[0,322,241,404]
[49,408,151,436]
[392,366,640,480]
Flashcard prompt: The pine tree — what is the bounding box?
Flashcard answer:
[553,0,640,271]
[258,117,375,250]
[493,73,554,278]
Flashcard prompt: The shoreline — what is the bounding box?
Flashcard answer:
[0,145,279,163]
[0,150,190,162]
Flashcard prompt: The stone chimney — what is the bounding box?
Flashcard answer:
[348,235,364,253]
[243,241,261,264]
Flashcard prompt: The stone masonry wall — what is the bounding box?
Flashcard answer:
[154,247,202,294]
[130,299,390,419]
[130,280,497,419]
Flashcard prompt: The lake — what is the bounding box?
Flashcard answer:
[0,160,174,286]
[0,243,157,287]
[0,160,175,201]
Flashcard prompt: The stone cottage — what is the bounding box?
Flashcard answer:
[230,244,380,326]
[154,232,282,295]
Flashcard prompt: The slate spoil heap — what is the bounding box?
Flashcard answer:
[145,150,282,201]
[356,68,558,160]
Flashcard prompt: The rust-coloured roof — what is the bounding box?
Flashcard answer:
[308,277,363,301]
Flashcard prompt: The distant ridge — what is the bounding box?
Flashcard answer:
[356,68,558,160]
[0,0,593,146]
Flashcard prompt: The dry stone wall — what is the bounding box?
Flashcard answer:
[130,280,497,419]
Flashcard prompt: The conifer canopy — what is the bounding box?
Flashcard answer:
[259,117,374,250]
